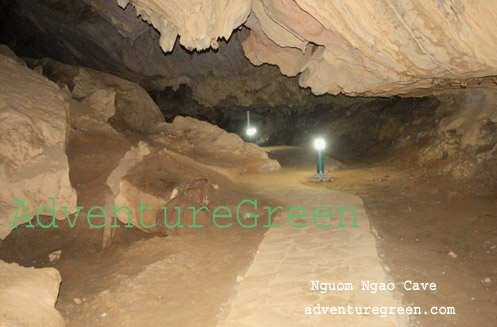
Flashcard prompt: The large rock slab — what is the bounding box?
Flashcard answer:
[107,142,217,233]
[27,58,164,133]
[0,54,77,239]
[0,260,64,327]
[151,116,281,172]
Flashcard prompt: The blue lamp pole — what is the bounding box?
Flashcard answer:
[314,138,325,175]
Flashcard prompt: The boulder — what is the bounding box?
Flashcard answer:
[107,143,226,233]
[151,116,281,171]
[27,58,164,132]
[0,55,77,239]
[80,88,116,122]
[0,260,64,327]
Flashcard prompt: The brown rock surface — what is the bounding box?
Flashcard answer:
[118,0,251,52]
[108,142,236,232]
[122,0,497,97]
[151,116,281,172]
[0,260,64,326]
[0,53,77,239]
[28,58,164,133]
[108,116,281,231]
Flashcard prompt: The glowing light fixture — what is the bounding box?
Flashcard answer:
[246,127,257,136]
[314,138,325,150]
[309,138,333,183]
[314,138,325,175]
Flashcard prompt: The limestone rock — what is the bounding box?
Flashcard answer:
[242,0,497,97]
[106,141,162,232]
[0,260,64,327]
[118,0,251,52]
[28,58,164,133]
[106,141,151,198]
[117,0,497,97]
[418,89,497,178]
[3,1,342,108]
[71,66,165,132]
[108,144,222,232]
[0,45,26,67]
[0,55,77,239]
[80,88,116,122]
[152,116,280,171]
[7,1,497,102]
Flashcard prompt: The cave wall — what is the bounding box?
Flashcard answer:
[0,0,340,109]
[152,85,496,186]
[0,0,496,185]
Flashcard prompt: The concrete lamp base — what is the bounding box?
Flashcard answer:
[308,173,334,183]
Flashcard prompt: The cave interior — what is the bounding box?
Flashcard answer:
[0,1,496,327]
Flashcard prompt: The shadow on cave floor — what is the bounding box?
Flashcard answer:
[0,142,495,326]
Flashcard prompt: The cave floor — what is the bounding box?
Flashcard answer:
[316,152,497,327]
[1,143,496,326]
[217,147,398,327]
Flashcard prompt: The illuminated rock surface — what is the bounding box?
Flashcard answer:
[123,0,497,97]
[0,260,64,326]
[0,54,77,240]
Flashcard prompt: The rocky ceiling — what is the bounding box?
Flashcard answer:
[121,0,497,97]
[1,0,336,108]
[2,0,497,105]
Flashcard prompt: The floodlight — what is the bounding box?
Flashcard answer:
[247,127,257,136]
[314,138,326,150]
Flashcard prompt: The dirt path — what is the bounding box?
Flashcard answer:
[223,146,497,327]
[217,147,398,327]
[2,140,494,326]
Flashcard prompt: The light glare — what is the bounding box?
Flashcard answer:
[247,127,256,136]
[314,138,325,150]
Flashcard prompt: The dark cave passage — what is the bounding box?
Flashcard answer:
[150,85,443,162]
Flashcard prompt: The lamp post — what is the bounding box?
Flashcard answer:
[310,138,332,182]
[314,138,325,174]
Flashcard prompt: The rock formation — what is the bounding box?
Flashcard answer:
[4,0,497,102]
[116,0,251,52]
[107,116,280,232]
[418,89,497,179]
[241,0,497,97]
[0,260,64,326]
[108,147,215,233]
[151,116,280,171]
[0,0,341,108]
[0,53,77,240]
[122,0,497,97]
[27,58,165,133]
[1,0,496,182]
